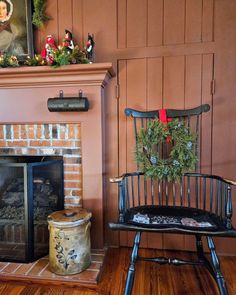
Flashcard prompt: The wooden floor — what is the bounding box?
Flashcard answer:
[0,247,236,295]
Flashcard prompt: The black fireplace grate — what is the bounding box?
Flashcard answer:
[0,158,64,262]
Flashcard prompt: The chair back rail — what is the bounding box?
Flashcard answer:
[125,104,210,172]
[125,104,210,119]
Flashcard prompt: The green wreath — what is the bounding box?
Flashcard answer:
[135,119,197,182]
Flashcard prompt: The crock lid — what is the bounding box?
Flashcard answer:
[48,208,92,227]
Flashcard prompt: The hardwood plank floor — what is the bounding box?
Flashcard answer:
[0,247,235,294]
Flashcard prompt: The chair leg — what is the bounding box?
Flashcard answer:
[124,231,142,295]
[195,235,215,278]
[207,236,229,295]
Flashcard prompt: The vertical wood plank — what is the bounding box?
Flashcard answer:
[163,56,185,108]
[104,79,119,246]
[126,59,147,247]
[117,0,127,48]
[118,60,128,173]
[201,54,213,174]
[185,0,202,43]
[58,0,73,42]
[185,55,202,108]
[72,0,84,47]
[118,60,128,247]
[202,0,214,42]
[163,0,185,45]
[212,1,236,180]
[147,0,163,47]
[147,57,163,110]
[127,0,147,48]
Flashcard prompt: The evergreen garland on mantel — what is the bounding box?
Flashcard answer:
[32,0,50,28]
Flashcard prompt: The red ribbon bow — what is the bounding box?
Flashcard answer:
[159,109,172,143]
[159,109,172,124]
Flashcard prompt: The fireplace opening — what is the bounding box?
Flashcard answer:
[0,156,64,263]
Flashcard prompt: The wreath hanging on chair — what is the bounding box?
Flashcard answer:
[135,118,198,182]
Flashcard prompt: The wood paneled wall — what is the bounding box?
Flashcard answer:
[35,0,236,254]
[117,0,214,48]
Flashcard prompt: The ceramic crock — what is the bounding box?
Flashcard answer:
[48,208,92,275]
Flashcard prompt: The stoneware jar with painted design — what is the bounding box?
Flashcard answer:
[48,208,92,275]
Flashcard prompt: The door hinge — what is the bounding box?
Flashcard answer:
[116,84,120,99]
[211,79,215,95]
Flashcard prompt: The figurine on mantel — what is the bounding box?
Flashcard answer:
[62,29,74,52]
[41,35,57,64]
[86,33,95,63]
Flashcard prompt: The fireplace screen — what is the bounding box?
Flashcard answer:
[0,158,64,262]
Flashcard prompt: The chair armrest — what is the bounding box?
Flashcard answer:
[223,178,236,186]
[110,171,144,183]
[184,172,236,186]
[110,175,125,183]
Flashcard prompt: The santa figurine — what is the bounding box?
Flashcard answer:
[86,33,95,62]
[41,35,57,64]
[62,29,74,52]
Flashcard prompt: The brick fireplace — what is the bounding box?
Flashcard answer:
[0,123,82,206]
[0,63,115,249]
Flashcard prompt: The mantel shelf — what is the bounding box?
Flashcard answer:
[0,63,115,89]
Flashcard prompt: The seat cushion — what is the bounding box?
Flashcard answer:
[125,205,223,231]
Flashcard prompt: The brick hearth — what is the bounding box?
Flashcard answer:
[0,249,105,286]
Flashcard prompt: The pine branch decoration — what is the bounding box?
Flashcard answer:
[25,54,46,66]
[51,46,90,68]
[32,0,51,28]
[0,54,19,68]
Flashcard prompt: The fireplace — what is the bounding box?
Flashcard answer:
[0,156,64,262]
[0,63,115,249]
[0,122,82,262]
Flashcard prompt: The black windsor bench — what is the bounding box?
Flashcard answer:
[109,104,236,295]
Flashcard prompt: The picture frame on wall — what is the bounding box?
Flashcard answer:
[0,0,34,58]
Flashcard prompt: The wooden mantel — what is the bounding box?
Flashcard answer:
[0,62,115,249]
[0,63,115,88]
